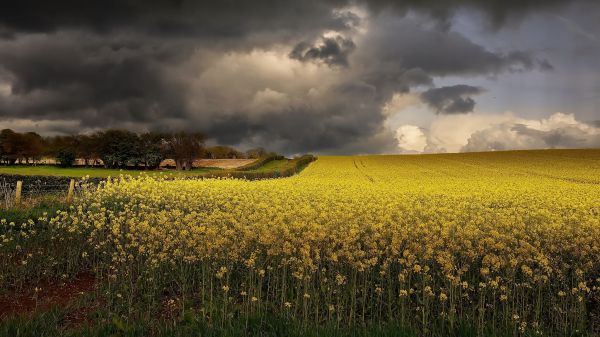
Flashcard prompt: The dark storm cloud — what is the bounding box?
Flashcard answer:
[290,36,356,67]
[0,0,584,154]
[421,85,485,114]
[361,23,552,77]
[363,0,588,29]
[0,1,353,37]
[0,0,584,33]
[196,79,387,154]
[0,34,187,128]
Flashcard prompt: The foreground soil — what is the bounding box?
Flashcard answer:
[0,272,96,321]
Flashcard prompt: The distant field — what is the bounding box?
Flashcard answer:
[0,165,218,178]
[160,158,256,169]
[194,158,256,169]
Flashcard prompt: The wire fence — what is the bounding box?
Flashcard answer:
[0,179,82,210]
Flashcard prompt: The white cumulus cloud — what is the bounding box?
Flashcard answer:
[395,125,427,152]
[396,112,600,153]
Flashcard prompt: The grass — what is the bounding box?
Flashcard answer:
[3,308,533,337]
[247,159,290,172]
[0,165,219,178]
[0,200,64,227]
[0,156,312,179]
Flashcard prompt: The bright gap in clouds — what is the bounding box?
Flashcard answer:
[395,125,427,153]
[394,112,600,153]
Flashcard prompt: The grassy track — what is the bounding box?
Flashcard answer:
[246,159,289,172]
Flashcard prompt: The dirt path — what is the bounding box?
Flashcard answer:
[0,272,96,321]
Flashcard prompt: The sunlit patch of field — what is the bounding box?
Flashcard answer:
[1,149,599,336]
[159,158,256,169]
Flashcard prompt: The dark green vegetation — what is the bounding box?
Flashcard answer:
[0,198,64,227]
[236,154,285,171]
[0,154,315,180]
[250,159,289,172]
[0,165,219,178]
[0,308,552,337]
[204,154,316,179]
[0,128,272,171]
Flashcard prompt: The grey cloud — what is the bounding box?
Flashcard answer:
[0,1,353,38]
[290,36,356,67]
[350,15,554,114]
[421,85,485,114]
[0,15,555,154]
[0,0,586,155]
[511,124,600,148]
[0,0,584,34]
[587,121,600,128]
[198,82,389,154]
[0,33,187,128]
[462,119,600,152]
[361,21,552,76]
[363,0,587,30]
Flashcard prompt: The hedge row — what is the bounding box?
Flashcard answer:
[0,155,317,190]
[237,154,285,171]
[203,154,316,180]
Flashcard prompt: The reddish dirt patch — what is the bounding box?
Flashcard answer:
[0,272,96,320]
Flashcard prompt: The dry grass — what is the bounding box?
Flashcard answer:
[159,158,256,169]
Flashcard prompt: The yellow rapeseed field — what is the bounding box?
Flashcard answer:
[1,149,600,335]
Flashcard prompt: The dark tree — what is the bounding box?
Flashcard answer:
[165,132,205,170]
[0,129,15,164]
[97,130,140,168]
[77,134,101,166]
[206,145,243,159]
[245,147,267,159]
[139,132,168,169]
[22,132,45,164]
[0,129,27,164]
[48,135,79,164]
[56,148,76,167]
[1,128,246,171]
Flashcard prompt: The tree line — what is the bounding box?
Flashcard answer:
[0,129,270,170]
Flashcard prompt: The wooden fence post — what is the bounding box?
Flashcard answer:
[66,179,75,203]
[15,181,22,205]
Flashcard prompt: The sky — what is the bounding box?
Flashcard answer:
[0,0,599,155]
